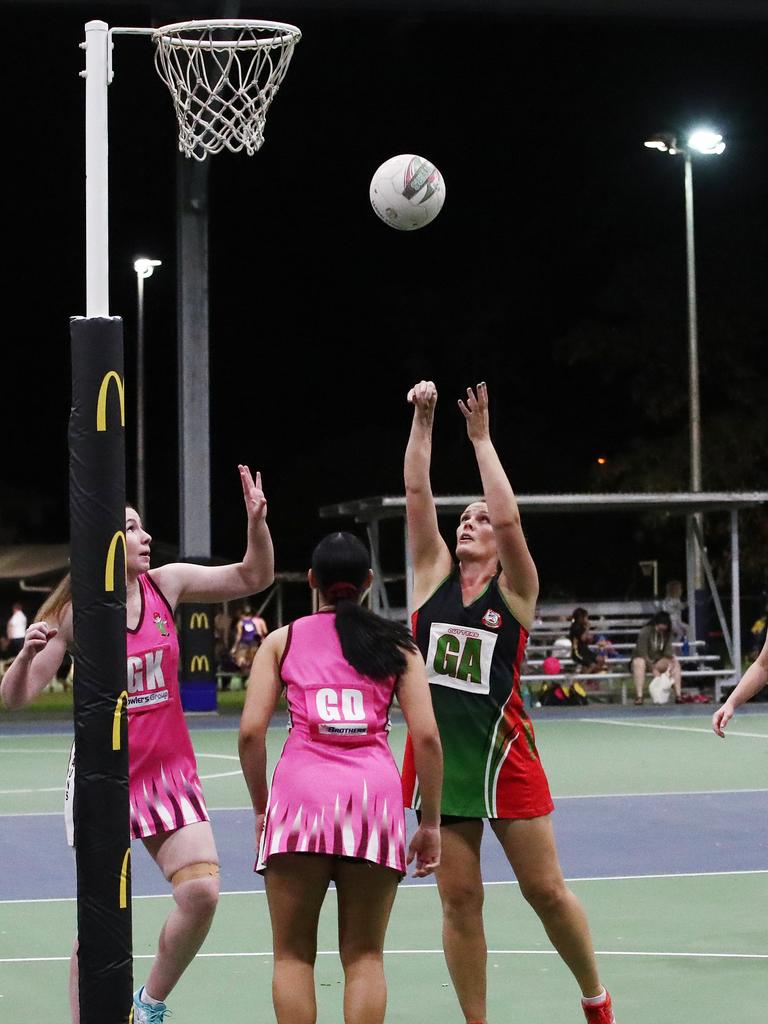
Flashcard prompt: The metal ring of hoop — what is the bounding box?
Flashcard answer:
[153,19,301,51]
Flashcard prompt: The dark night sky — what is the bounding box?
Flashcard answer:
[3,1,768,603]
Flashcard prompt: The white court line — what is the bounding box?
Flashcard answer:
[5,784,768,815]
[555,787,768,800]
[4,784,768,817]
[0,749,238,759]
[0,786,64,795]
[2,947,767,965]
[194,786,768,810]
[579,719,768,740]
[3,869,767,905]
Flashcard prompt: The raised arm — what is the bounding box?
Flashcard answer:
[459,383,539,626]
[238,629,286,844]
[396,648,443,876]
[713,633,768,737]
[404,381,452,605]
[152,465,274,607]
[0,607,72,711]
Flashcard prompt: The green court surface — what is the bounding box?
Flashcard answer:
[2,709,767,1022]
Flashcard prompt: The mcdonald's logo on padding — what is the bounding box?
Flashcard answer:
[190,655,210,674]
[119,848,131,909]
[104,532,127,593]
[112,691,128,751]
[190,612,209,630]
[96,370,125,432]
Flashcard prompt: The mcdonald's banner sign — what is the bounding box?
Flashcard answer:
[69,316,132,1023]
[190,611,209,630]
[180,601,217,713]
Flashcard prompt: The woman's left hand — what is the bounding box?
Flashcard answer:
[239,465,267,522]
[458,382,490,444]
[407,824,441,878]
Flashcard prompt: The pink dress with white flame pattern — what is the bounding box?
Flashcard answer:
[126,573,209,839]
[257,611,406,874]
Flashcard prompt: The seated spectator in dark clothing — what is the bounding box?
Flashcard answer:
[569,608,606,674]
[631,610,682,705]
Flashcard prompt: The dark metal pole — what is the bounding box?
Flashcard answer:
[684,151,702,500]
[176,155,217,712]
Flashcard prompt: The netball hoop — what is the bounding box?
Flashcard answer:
[83,18,301,314]
[153,20,302,160]
[73,18,301,1022]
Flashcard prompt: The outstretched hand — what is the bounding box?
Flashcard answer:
[407,380,437,424]
[239,465,267,523]
[458,382,490,443]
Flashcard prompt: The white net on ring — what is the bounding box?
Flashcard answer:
[152,19,301,161]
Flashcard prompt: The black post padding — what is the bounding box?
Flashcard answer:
[69,315,132,1024]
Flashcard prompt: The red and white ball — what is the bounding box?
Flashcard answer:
[369,153,446,231]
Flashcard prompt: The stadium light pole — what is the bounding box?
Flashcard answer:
[133,257,161,521]
[644,129,725,615]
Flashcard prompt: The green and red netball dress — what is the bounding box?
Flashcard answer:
[402,570,553,819]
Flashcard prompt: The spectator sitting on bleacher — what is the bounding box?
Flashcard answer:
[631,610,682,705]
[569,608,606,674]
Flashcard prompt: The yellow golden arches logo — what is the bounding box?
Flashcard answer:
[189,612,209,630]
[190,655,210,673]
[96,370,125,432]
[105,531,127,593]
[112,690,128,751]
[119,847,131,909]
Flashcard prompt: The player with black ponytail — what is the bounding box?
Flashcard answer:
[239,531,442,1024]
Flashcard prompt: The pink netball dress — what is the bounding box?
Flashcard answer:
[126,574,209,839]
[257,611,406,874]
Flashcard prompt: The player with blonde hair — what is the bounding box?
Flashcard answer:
[401,381,615,1024]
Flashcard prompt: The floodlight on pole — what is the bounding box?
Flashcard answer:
[134,257,162,520]
[134,257,162,279]
[687,130,726,156]
[644,125,725,624]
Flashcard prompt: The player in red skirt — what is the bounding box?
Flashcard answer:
[401,380,615,1024]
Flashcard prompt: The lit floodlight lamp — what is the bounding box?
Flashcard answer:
[687,129,726,155]
[644,132,678,154]
[134,257,162,279]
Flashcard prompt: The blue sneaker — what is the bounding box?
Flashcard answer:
[133,988,170,1023]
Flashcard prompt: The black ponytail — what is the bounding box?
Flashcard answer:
[311,533,417,679]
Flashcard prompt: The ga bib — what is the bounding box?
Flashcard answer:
[426,622,498,695]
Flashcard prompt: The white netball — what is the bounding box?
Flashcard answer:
[369,154,446,231]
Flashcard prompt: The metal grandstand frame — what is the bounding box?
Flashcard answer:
[319,491,768,677]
